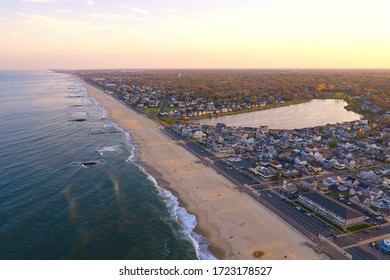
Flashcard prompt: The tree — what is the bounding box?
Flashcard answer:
[317,83,326,92]
[251,95,257,104]
[267,95,275,104]
[272,172,282,182]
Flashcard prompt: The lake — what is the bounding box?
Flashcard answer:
[196,99,362,129]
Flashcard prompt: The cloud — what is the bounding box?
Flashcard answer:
[164,8,176,13]
[86,0,93,5]
[17,12,57,23]
[21,0,58,3]
[13,12,126,37]
[55,8,75,14]
[90,13,139,21]
[123,6,149,16]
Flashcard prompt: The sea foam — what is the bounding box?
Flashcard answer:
[141,169,217,260]
[97,145,119,155]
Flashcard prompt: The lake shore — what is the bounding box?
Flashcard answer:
[196,99,362,129]
[78,77,327,260]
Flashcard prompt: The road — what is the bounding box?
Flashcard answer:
[260,190,331,237]
[158,94,170,115]
[346,246,378,260]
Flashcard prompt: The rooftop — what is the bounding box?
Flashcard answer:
[300,192,365,220]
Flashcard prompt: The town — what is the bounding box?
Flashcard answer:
[66,69,390,260]
[71,69,390,122]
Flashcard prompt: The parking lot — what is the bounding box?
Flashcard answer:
[359,242,390,260]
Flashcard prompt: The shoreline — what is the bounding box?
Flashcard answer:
[161,98,363,129]
[193,99,362,130]
[77,76,327,260]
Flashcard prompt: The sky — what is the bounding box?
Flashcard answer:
[0,0,389,69]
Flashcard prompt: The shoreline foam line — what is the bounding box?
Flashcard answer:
[74,74,326,260]
[72,75,213,260]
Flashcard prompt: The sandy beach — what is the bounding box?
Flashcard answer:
[80,78,326,260]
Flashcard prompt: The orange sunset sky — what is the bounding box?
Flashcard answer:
[1,0,389,69]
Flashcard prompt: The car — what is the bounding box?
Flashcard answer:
[295,206,301,211]
[376,216,383,221]
[370,242,376,248]
[346,201,352,205]
[364,230,370,233]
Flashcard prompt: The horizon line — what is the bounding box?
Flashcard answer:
[54,67,390,71]
[2,67,390,72]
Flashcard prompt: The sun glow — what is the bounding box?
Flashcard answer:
[1,0,389,69]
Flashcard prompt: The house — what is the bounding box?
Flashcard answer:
[305,144,318,153]
[322,177,338,187]
[332,161,346,170]
[303,178,318,190]
[383,176,390,189]
[370,187,384,199]
[282,183,298,193]
[299,192,365,227]
[307,163,323,173]
[344,177,359,188]
[358,182,371,194]
[267,161,282,169]
[281,168,299,178]
[295,156,307,166]
[337,185,349,192]
[314,152,323,162]
[258,166,276,180]
[192,131,205,139]
[343,158,356,169]
[317,181,331,191]
[350,193,370,207]
[328,185,347,198]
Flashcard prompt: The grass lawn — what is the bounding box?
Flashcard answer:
[313,213,346,233]
[164,106,177,113]
[143,107,159,115]
[347,223,371,233]
[159,117,178,125]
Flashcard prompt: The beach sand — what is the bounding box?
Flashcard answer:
[80,79,326,260]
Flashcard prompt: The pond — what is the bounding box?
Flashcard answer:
[196,99,362,129]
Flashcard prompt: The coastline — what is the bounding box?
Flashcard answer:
[77,76,327,260]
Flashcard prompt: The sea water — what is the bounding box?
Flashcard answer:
[0,71,214,260]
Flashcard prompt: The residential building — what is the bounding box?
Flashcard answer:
[298,192,365,227]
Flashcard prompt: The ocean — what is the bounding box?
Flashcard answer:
[0,71,214,260]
